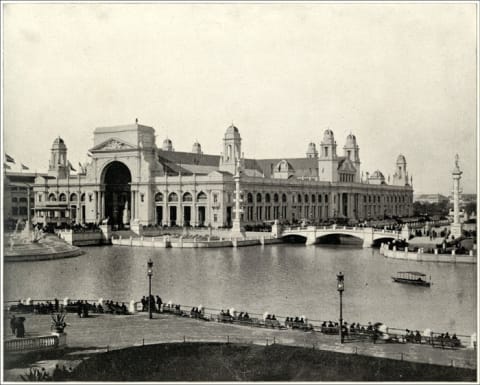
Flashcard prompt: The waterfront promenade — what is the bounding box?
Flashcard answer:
[3,310,477,381]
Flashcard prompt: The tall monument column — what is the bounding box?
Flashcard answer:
[451,154,463,239]
[230,158,245,239]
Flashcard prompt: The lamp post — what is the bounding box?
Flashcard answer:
[337,272,345,343]
[147,259,153,319]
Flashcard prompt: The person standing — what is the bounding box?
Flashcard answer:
[156,296,162,312]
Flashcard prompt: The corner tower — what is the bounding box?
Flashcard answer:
[219,124,242,174]
[318,129,338,182]
[48,137,68,178]
[306,142,318,158]
[391,154,409,186]
[343,133,361,182]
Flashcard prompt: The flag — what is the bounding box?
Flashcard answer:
[5,154,15,163]
[4,162,11,170]
[68,161,76,171]
[21,163,29,170]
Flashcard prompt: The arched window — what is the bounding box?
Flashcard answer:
[304,194,309,203]
[183,192,193,202]
[318,194,322,203]
[265,193,271,203]
[168,192,178,202]
[197,191,207,201]
[282,194,287,203]
[155,192,163,202]
[273,193,279,203]
[247,193,253,203]
[256,193,262,203]
[297,194,302,203]
[227,145,232,160]
[59,193,66,202]
[49,193,57,202]
[80,193,85,202]
[325,194,329,203]
[70,193,77,202]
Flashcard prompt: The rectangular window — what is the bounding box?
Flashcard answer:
[213,194,218,203]
[12,207,18,215]
[213,214,218,222]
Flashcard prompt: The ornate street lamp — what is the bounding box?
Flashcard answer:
[337,272,345,343]
[147,259,153,319]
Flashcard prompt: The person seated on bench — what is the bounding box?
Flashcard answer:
[244,312,249,319]
[328,321,333,328]
[451,334,460,346]
[272,314,277,321]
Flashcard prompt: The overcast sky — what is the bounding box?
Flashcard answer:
[3,3,477,195]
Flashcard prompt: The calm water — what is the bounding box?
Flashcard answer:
[4,244,477,335]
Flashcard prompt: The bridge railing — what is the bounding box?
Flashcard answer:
[282,225,400,234]
[4,335,59,353]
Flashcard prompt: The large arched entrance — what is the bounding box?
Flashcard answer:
[103,161,131,228]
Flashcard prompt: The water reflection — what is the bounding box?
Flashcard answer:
[4,244,476,335]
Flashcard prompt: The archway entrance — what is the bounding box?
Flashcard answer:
[103,161,131,228]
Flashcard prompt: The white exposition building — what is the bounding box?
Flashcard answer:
[33,122,413,228]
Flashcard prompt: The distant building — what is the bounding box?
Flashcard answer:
[414,194,449,204]
[4,169,44,227]
[32,122,414,228]
[447,193,477,209]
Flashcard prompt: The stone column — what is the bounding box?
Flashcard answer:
[163,189,168,226]
[451,154,463,238]
[100,191,105,219]
[231,159,245,238]
[131,191,136,219]
[95,191,99,223]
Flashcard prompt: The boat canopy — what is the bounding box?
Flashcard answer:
[396,271,426,277]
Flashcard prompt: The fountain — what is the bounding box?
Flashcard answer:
[9,219,45,250]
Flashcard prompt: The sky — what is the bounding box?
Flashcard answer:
[2,2,477,195]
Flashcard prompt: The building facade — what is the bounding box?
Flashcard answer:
[4,172,37,227]
[32,122,413,228]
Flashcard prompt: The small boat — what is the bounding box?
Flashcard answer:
[392,271,431,287]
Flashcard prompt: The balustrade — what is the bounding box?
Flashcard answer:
[4,335,59,352]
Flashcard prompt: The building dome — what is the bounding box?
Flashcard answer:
[162,138,173,151]
[225,123,241,139]
[51,136,66,150]
[322,129,335,144]
[371,170,385,179]
[396,154,406,164]
[345,133,357,147]
[192,141,202,154]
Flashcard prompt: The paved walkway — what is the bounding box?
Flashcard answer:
[3,311,477,380]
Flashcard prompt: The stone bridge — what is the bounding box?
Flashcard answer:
[277,225,409,248]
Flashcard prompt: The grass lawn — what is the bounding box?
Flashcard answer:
[58,343,476,382]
